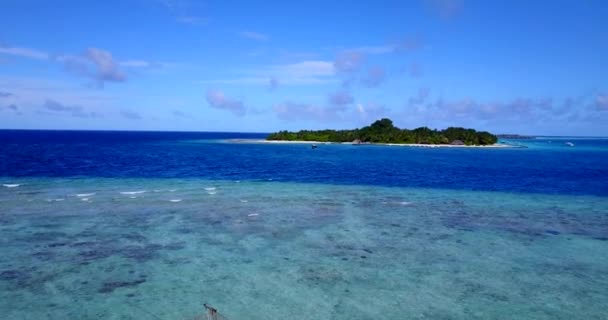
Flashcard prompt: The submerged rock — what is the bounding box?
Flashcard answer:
[78,247,114,262]
[25,231,67,242]
[163,241,186,251]
[47,242,67,248]
[122,233,148,242]
[0,269,34,288]
[119,244,161,262]
[98,278,146,294]
[31,251,55,261]
[0,269,28,281]
[299,266,343,285]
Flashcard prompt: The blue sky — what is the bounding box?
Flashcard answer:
[1,0,607,135]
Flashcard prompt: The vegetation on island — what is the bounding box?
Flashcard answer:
[266,118,498,145]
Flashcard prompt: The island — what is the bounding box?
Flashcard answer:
[266,118,498,146]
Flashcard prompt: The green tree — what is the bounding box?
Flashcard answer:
[267,119,498,145]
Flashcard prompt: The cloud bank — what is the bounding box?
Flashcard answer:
[0,45,49,60]
[121,110,142,120]
[58,48,126,88]
[206,89,246,116]
[328,91,354,107]
[334,51,365,73]
[596,94,608,111]
[362,66,386,87]
[43,99,100,118]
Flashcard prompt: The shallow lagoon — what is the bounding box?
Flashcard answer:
[1,178,607,319]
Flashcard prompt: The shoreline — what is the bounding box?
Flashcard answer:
[227,139,516,148]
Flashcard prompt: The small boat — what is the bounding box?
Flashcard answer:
[565,142,574,147]
[311,144,318,149]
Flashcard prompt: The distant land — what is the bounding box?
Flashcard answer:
[266,118,498,146]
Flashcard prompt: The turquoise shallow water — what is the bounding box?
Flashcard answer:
[1,178,607,319]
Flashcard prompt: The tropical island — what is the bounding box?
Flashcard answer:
[266,118,498,146]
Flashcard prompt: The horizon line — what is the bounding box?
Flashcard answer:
[1,128,608,139]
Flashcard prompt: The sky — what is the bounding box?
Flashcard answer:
[1,0,607,135]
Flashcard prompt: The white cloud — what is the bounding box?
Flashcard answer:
[274,93,361,122]
[172,110,191,118]
[57,48,126,88]
[269,77,279,90]
[199,77,269,85]
[2,103,20,114]
[357,103,365,114]
[201,76,337,86]
[408,62,423,78]
[206,89,246,116]
[427,0,463,19]
[267,60,336,85]
[43,99,101,118]
[86,48,126,81]
[596,94,608,111]
[334,51,364,73]
[421,95,601,126]
[352,46,392,55]
[157,0,206,25]
[328,91,354,107]
[362,66,386,87]
[176,16,206,25]
[274,102,345,121]
[356,102,391,122]
[0,75,115,117]
[1,44,158,85]
[203,60,337,86]
[408,88,431,105]
[120,60,160,68]
[0,46,49,60]
[121,110,142,120]
[271,60,335,77]
[240,31,270,41]
[394,35,424,53]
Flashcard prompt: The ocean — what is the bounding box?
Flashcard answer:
[1,130,607,319]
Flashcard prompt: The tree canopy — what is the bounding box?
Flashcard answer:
[266,118,498,145]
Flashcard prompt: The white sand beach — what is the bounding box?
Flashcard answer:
[227,139,515,148]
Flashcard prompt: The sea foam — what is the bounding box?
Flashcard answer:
[2,184,21,188]
[120,191,146,195]
[76,193,95,197]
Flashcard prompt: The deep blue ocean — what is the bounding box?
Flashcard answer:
[1,130,607,195]
[1,131,607,320]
